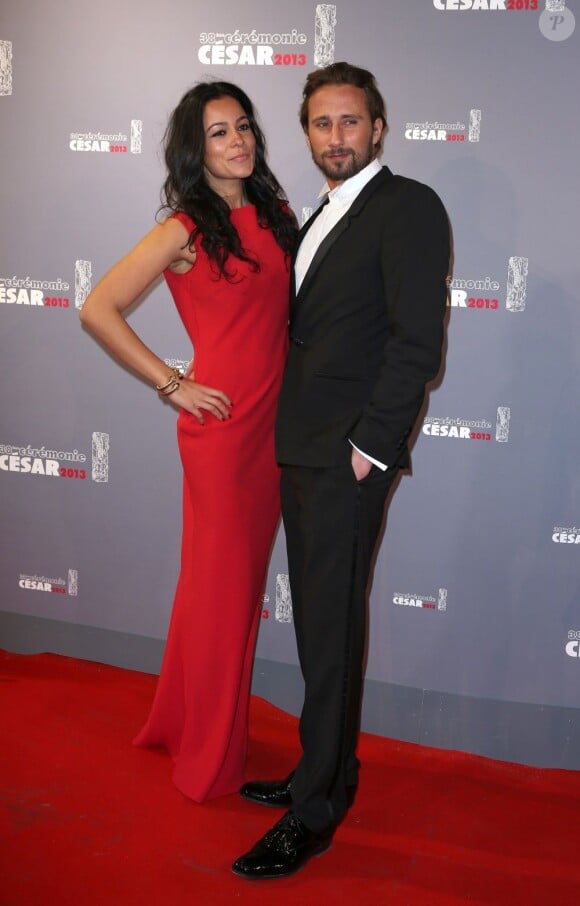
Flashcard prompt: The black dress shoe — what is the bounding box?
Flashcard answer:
[240,770,358,809]
[239,771,294,807]
[231,810,333,880]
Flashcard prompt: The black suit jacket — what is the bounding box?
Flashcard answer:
[275,166,450,470]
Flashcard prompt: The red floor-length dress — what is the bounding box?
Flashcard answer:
[133,207,289,801]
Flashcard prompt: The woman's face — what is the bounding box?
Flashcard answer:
[202,95,256,193]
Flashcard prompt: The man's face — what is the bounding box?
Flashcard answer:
[304,84,383,188]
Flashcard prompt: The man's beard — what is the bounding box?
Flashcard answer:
[314,136,375,183]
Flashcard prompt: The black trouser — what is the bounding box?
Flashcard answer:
[280,461,397,833]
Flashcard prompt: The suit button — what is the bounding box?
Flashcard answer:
[291,336,304,346]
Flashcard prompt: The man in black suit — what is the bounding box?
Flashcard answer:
[233,62,450,880]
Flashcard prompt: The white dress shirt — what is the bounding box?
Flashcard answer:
[295,158,382,292]
[295,158,387,471]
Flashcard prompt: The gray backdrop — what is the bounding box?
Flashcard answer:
[1,0,579,768]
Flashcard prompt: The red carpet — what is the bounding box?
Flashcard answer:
[1,650,579,905]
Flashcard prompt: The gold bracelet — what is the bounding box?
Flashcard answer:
[156,368,183,396]
[155,368,182,391]
[159,378,181,396]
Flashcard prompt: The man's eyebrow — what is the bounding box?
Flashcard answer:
[311,113,362,121]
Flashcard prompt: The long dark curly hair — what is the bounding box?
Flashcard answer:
[160,81,298,278]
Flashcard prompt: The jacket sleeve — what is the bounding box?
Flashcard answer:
[349,181,450,467]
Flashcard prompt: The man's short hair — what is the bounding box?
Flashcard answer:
[299,61,387,150]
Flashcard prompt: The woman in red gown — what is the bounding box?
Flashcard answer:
[80,82,297,801]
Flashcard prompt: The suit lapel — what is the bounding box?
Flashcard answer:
[295,167,392,305]
[289,198,329,299]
